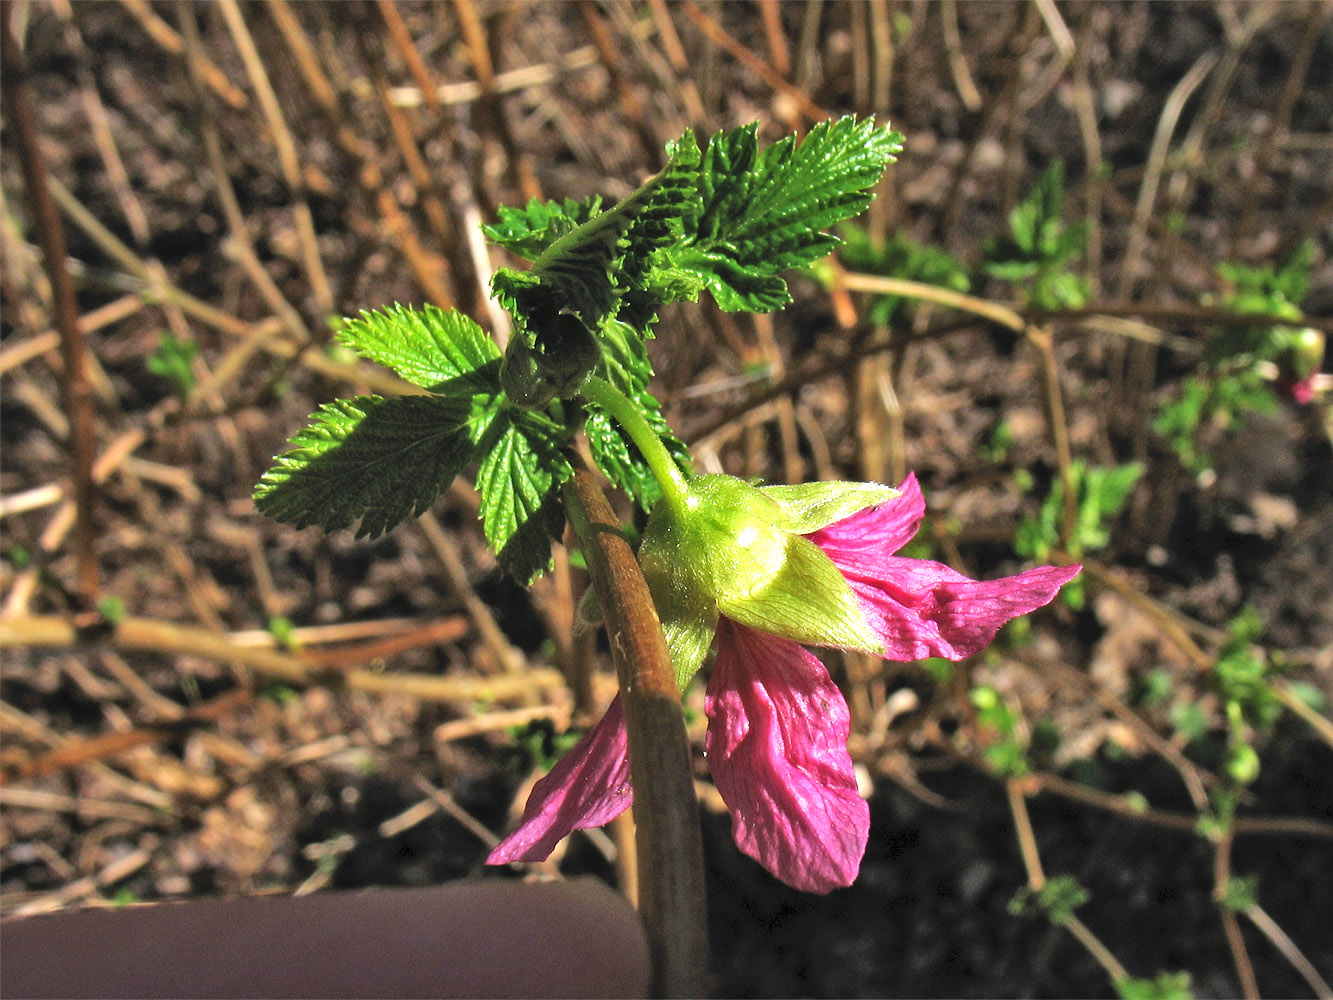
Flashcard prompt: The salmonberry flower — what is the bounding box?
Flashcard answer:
[489,473,1080,893]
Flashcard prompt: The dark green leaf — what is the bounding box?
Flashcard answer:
[255,394,485,538]
[528,135,700,327]
[476,409,573,583]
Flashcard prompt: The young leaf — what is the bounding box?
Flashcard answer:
[254,394,483,539]
[985,161,1089,310]
[476,409,574,584]
[337,304,501,395]
[526,134,700,327]
[482,196,606,261]
[147,331,199,397]
[675,117,904,312]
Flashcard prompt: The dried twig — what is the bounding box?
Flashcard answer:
[2,9,100,603]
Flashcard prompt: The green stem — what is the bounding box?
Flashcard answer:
[580,376,691,513]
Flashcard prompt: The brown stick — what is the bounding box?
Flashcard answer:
[0,615,564,705]
[2,5,99,603]
[563,466,709,998]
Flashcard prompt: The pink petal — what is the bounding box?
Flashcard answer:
[487,696,633,864]
[806,472,926,571]
[705,619,868,893]
[839,557,1081,661]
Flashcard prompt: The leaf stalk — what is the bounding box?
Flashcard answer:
[581,375,692,515]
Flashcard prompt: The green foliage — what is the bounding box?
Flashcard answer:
[96,595,126,625]
[918,657,954,683]
[1153,371,1276,475]
[482,195,605,261]
[678,117,904,312]
[1115,971,1194,1000]
[147,330,198,397]
[509,718,583,773]
[338,304,501,394]
[475,408,573,585]
[266,615,300,650]
[979,420,1015,464]
[984,162,1090,310]
[833,224,970,326]
[1213,608,1279,731]
[260,683,299,705]
[257,118,899,580]
[1154,240,1317,473]
[1220,874,1258,912]
[1211,238,1312,366]
[1007,874,1090,925]
[971,684,1028,777]
[254,394,484,539]
[1014,460,1143,609]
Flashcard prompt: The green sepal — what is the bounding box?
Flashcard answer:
[639,544,721,689]
[718,533,882,654]
[638,474,882,666]
[760,480,900,534]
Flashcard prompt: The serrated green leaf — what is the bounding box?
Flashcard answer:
[482,196,605,261]
[337,304,501,394]
[476,409,573,583]
[678,117,903,312]
[255,394,484,538]
[528,135,700,327]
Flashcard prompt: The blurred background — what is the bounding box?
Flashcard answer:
[2,2,1331,996]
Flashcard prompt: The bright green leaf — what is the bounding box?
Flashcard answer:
[337,304,501,394]
[476,409,573,584]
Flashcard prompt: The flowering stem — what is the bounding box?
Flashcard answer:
[580,376,691,515]
[562,464,709,998]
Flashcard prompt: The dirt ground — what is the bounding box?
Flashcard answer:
[2,2,1332,997]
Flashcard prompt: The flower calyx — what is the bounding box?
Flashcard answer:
[638,474,897,686]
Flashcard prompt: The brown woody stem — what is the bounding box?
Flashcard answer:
[3,6,100,603]
[563,466,709,998]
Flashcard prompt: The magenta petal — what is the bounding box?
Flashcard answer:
[842,558,1081,661]
[806,472,926,571]
[487,695,633,864]
[705,619,868,893]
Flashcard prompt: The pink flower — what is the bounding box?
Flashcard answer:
[488,474,1079,892]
